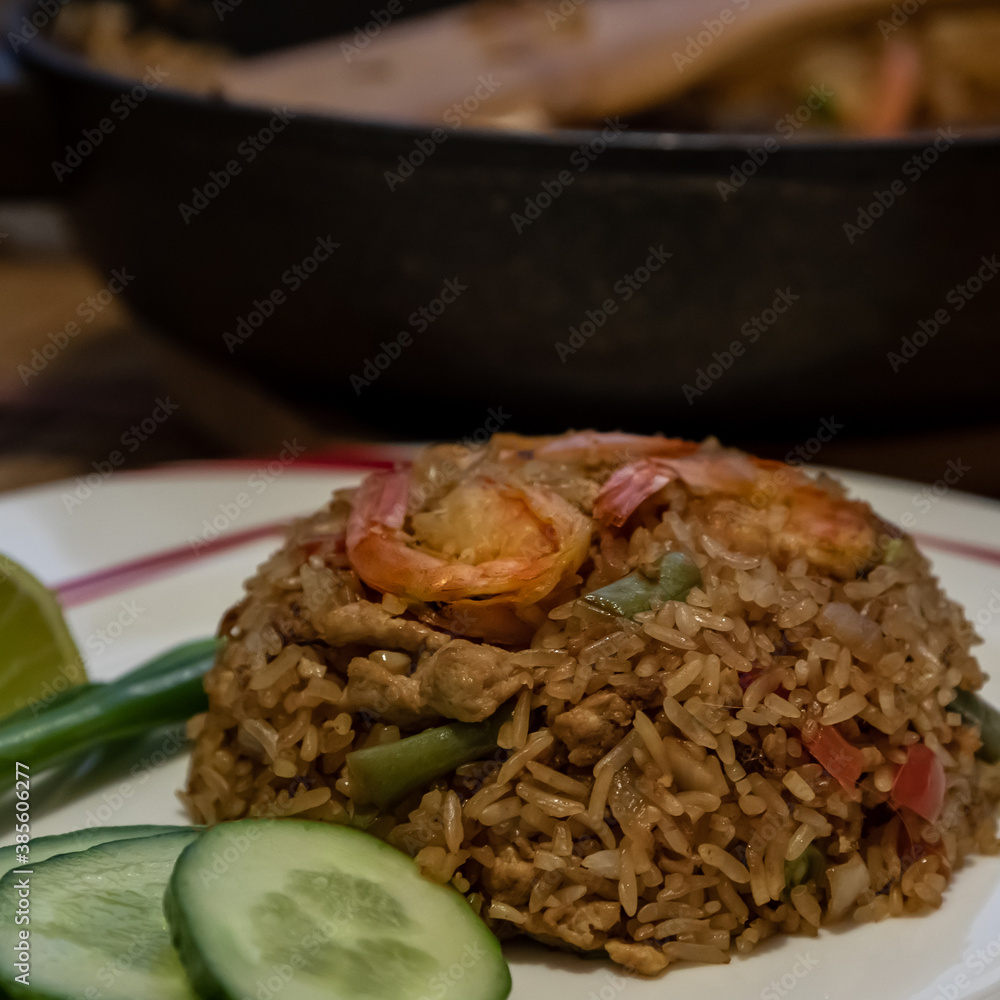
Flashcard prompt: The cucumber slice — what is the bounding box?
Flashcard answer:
[0,830,200,1000]
[166,819,511,1000]
[0,824,193,880]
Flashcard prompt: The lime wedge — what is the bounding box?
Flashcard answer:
[0,553,86,721]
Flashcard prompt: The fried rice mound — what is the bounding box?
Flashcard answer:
[183,431,1000,975]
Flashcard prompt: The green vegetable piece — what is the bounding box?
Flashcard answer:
[0,552,87,722]
[657,551,702,602]
[165,820,511,1000]
[881,537,911,565]
[584,551,701,618]
[0,830,200,1000]
[784,844,824,889]
[0,637,220,789]
[347,711,508,809]
[949,688,1000,764]
[583,570,658,617]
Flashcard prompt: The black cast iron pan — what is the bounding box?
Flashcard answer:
[4,0,999,438]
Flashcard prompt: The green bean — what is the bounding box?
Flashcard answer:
[950,689,1000,764]
[584,551,701,618]
[784,844,824,889]
[583,572,658,618]
[347,710,510,810]
[657,551,702,601]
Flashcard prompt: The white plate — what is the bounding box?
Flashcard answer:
[2,462,1000,1000]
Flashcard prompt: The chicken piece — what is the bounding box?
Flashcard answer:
[605,939,669,975]
[416,640,529,722]
[485,847,537,906]
[321,600,449,653]
[612,674,663,707]
[525,900,621,950]
[343,655,426,724]
[552,691,634,766]
[338,606,527,723]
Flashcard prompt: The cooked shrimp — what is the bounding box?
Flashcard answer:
[532,431,698,464]
[595,451,879,578]
[594,452,759,526]
[346,469,592,642]
[488,430,698,468]
[347,437,878,644]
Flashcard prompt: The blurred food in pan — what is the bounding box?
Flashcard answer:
[51,0,1000,136]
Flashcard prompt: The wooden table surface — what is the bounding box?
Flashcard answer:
[2,201,999,504]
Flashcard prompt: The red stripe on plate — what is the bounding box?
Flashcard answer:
[66,448,417,486]
[54,518,293,609]
[914,533,1000,567]
[146,446,418,477]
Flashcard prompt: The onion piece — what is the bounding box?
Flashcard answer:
[815,602,884,665]
[826,852,870,921]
